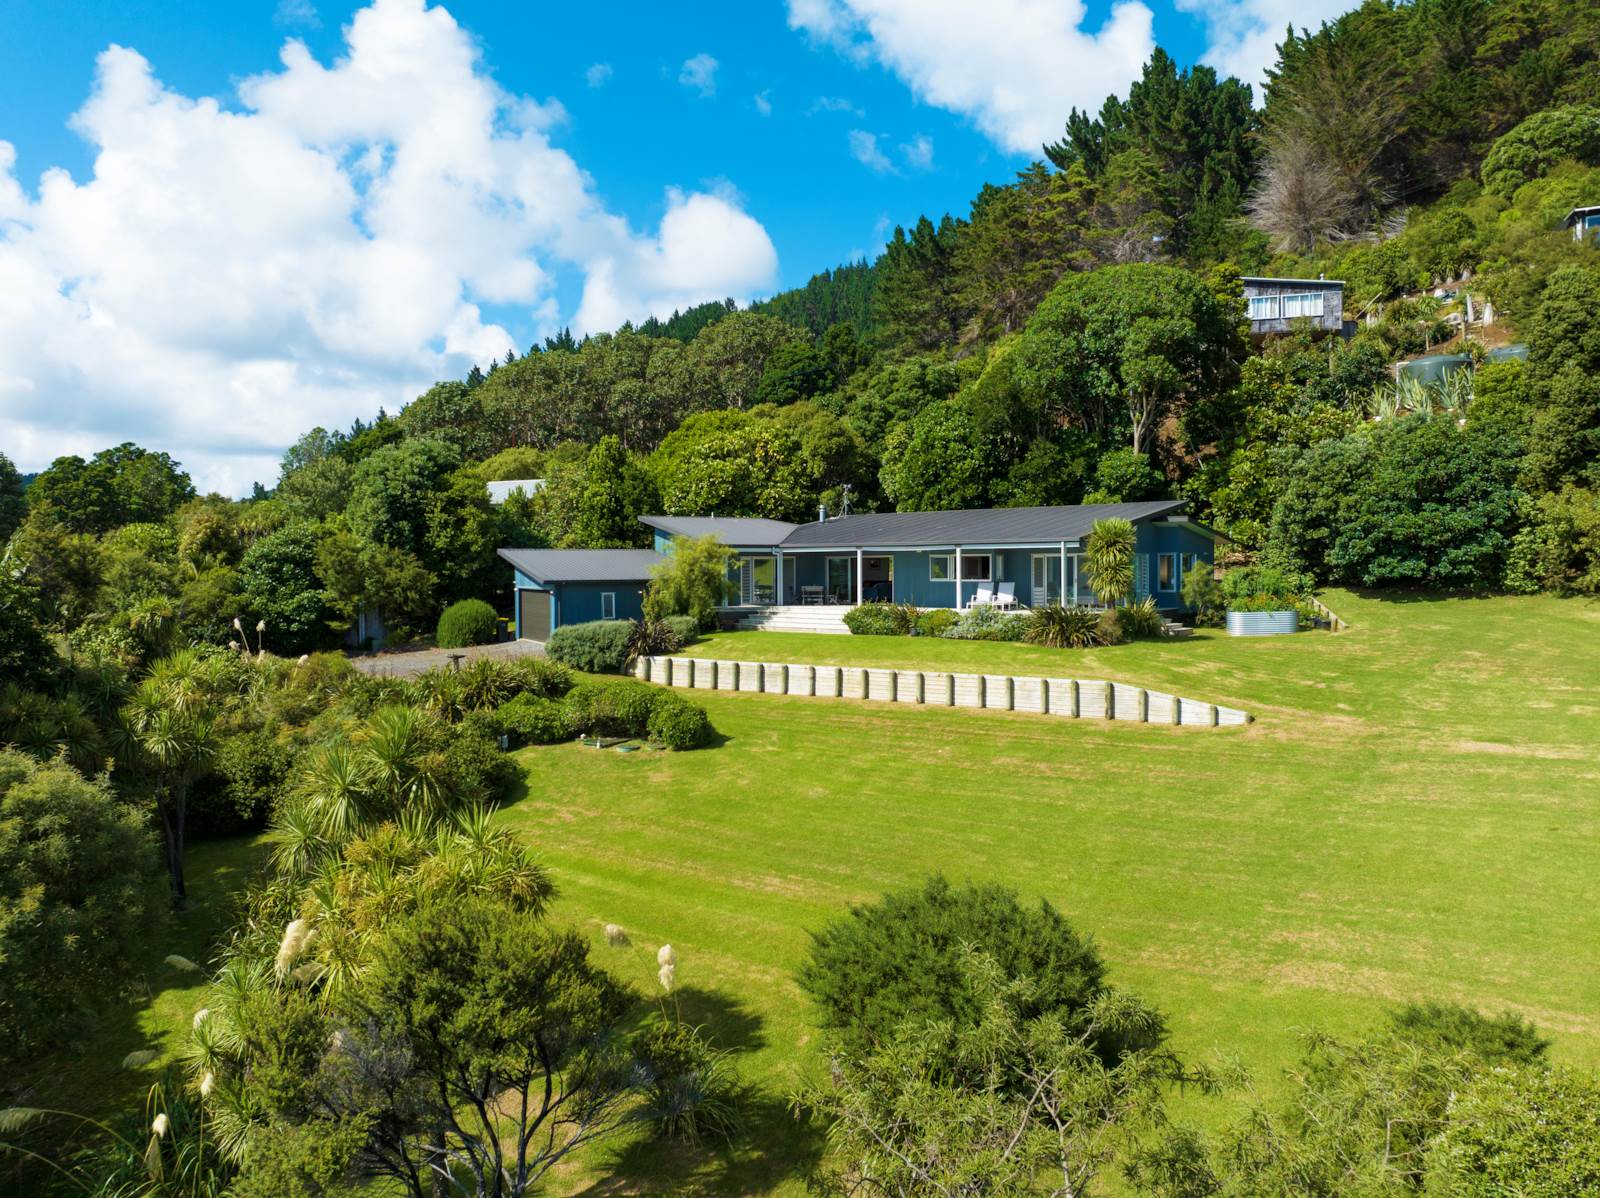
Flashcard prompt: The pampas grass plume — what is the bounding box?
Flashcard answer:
[658,962,677,993]
[199,1072,216,1099]
[657,944,676,967]
[191,1007,209,1030]
[151,1112,170,1138]
[603,923,628,946]
[275,918,310,977]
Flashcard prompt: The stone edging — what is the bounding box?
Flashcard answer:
[635,656,1250,727]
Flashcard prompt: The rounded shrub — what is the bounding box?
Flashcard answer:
[647,693,713,750]
[496,693,574,745]
[798,875,1151,1064]
[843,603,913,636]
[942,605,1027,641]
[914,608,958,637]
[545,619,634,673]
[436,598,499,648]
[563,678,662,737]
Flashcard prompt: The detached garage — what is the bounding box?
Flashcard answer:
[498,548,663,641]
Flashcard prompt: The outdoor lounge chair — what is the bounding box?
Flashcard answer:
[993,581,1019,609]
[971,586,994,607]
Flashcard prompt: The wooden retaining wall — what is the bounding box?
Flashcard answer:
[636,656,1250,727]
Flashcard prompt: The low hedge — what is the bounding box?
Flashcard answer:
[561,678,713,749]
[437,599,499,648]
[546,619,634,673]
[844,603,916,636]
[496,693,573,745]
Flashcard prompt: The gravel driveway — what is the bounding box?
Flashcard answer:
[348,638,545,678]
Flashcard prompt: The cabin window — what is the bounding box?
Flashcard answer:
[1248,295,1279,320]
[1181,552,1200,580]
[600,592,616,619]
[930,554,992,581]
[1281,291,1324,318]
[1158,553,1177,591]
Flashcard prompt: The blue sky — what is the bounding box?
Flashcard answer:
[0,0,1346,491]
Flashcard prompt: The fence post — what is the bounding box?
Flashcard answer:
[1104,681,1115,721]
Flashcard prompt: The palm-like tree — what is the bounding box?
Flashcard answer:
[1084,518,1136,607]
[118,654,224,907]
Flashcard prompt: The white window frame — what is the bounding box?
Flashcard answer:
[929,553,953,581]
[1281,291,1324,319]
[1248,294,1280,321]
[600,591,616,619]
[1157,553,1177,592]
[1181,552,1200,580]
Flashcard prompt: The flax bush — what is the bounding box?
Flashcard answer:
[1022,603,1104,648]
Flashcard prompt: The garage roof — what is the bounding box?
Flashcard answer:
[639,515,798,544]
[498,548,664,584]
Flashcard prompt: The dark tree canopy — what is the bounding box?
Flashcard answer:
[798,875,1140,1064]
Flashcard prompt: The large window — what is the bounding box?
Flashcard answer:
[930,553,992,581]
[1248,295,1279,321]
[1157,553,1176,592]
[600,592,616,619]
[1281,291,1324,319]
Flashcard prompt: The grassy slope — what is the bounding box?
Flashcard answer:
[5,836,267,1194]
[501,590,1600,1194]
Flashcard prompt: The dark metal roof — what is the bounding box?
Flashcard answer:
[639,515,798,545]
[498,548,663,584]
[777,501,1190,548]
[1241,276,1345,287]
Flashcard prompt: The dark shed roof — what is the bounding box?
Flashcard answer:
[498,548,663,583]
[778,501,1191,548]
[639,515,798,545]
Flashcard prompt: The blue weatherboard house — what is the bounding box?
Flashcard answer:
[503,501,1221,640]
[499,548,661,641]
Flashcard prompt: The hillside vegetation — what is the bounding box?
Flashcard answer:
[6,2,1600,1193]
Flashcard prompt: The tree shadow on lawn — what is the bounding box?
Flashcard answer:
[579,1091,825,1197]
[1,834,268,1191]
[669,985,767,1053]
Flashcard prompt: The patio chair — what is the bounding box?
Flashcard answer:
[993,581,1019,609]
[800,585,825,605]
[971,586,994,607]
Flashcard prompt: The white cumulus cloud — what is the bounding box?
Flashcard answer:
[787,0,1155,156]
[1175,0,1354,90]
[585,61,613,87]
[0,0,777,494]
[679,53,719,98]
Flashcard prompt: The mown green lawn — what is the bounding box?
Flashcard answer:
[5,836,267,1194]
[501,590,1600,1195]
